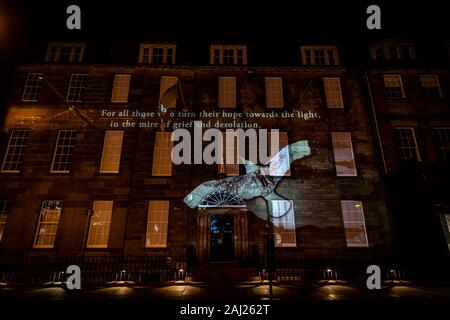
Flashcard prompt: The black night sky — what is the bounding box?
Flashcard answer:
[0,1,449,111]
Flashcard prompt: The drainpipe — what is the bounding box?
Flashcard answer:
[364,69,388,175]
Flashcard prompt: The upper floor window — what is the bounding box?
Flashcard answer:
[370,42,416,61]
[210,45,247,65]
[420,75,443,99]
[432,128,450,161]
[100,131,124,173]
[393,127,421,162]
[159,76,179,109]
[331,132,357,177]
[111,74,131,103]
[67,74,88,102]
[22,73,44,102]
[45,43,85,63]
[383,75,405,98]
[152,132,173,176]
[139,44,176,64]
[301,46,339,66]
[1,129,30,173]
[218,77,237,108]
[0,200,9,243]
[51,130,77,173]
[265,77,284,108]
[323,77,344,108]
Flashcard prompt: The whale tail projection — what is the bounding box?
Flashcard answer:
[183,140,311,210]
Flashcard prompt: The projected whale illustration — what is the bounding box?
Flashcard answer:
[183,140,311,213]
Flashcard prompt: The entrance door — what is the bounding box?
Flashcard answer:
[210,214,234,262]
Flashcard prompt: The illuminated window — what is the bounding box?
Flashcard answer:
[393,127,421,162]
[159,76,178,109]
[265,77,284,108]
[138,44,176,64]
[67,74,87,102]
[146,201,169,248]
[210,45,247,65]
[22,73,44,102]
[100,131,124,173]
[111,74,131,103]
[1,130,30,173]
[331,132,357,177]
[51,130,77,173]
[218,77,236,108]
[218,132,240,176]
[323,77,344,108]
[432,128,450,161]
[420,75,443,99]
[383,75,405,98]
[0,201,9,243]
[440,214,450,253]
[271,200,296,248]
[268,132,290,176]
[341,201,369,247]
[152,132,173,176]
[301,46,339,66]
[87,200,113,248]
[45,43,85,63]
[34,200,63,248]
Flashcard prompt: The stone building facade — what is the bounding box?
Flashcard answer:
[0,42,392,268]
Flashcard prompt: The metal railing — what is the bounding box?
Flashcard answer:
[257,254,409,282]
[0,255,186,287]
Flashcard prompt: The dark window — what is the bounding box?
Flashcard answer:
[433,128,450,161]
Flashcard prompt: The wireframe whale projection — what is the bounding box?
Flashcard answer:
[183,140,311,213]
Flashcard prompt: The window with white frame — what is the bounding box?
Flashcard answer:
[51,130,77,173]
[393,127,421,161]
[67,74,87,102]
[34,200,63,248]
[420,75,443,99]
[432,127,450,161]
[146,201,169,248]
[265,77,284,108]
[87,200,113,248]
[218,132,240,176]
[0,201,9,243]
[323,77,344,108]
[22,73,44,102]
[218,77,236,108]
[341,200,369,247]
[159,76,178,109]
[271,200,296,247]
[210,45,247,65]
[383,75,405,98]
[331,132,357,176]
[1,130,30,173]
[138,44,176,64]
[100,131,124,173]
[152,132,173,176]
[440,214,450,252]
[111,74,131,103]
[45,43,85,63]
[301,46,339,66]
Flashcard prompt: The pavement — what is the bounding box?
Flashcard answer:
[1,280,450,301]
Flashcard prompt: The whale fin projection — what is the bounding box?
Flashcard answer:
[183,140,311,211]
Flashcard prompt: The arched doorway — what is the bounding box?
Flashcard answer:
[196,191,249,262]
